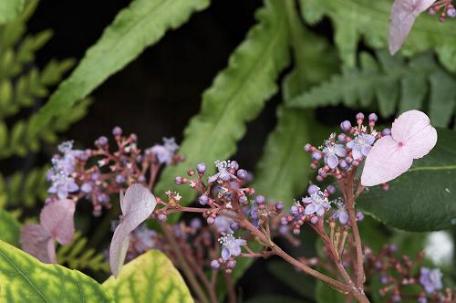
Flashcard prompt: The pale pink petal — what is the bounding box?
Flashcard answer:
[40,199,75,245]
[109,184,156,276]
[361,136,414,186]
[20,224,56,263]
[391,110,438,159]
[120,183,157,225]
[109,223,131,277]
[389,0,435,54]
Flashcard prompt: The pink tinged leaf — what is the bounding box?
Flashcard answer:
[361,136,414,186]
[40,199,76,245]
[109,183,156,276]
[20,224,56,263]
[109,224,131,277]
[389,0,436,54]
[391,110,438,159]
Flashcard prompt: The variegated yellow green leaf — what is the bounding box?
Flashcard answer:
[0,240,110,302]
[103,250,193,303]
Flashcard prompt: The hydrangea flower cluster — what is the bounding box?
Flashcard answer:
[305,113,384,182]
[155,159,285,273]
[364,245,453,302]
[46,127,181,215]
[33,112,445,303]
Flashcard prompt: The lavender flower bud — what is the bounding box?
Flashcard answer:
[255,195,265,204]
[326,185,336,194]
[175,176,184,184]
[115,175,125,184]
[312,152,322,160]
[112,126,122,136]
[229,161,239,171]
[340,120,352,132]
[356,112,364,121]
[199,195,209,205]
[196,163,206,174]
[382,128,391,136]
[95,136,108,147]
[81,182,92,193]
[448,6,456,17]
[210,260,220,269]
[236,169,248,179]
[368,113,378,122]
[307,184,320,195]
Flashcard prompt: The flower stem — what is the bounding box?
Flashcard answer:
[161,224,210,303]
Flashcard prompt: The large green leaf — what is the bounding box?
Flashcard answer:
[0,209,20,246]
[155,0,290,201]
[29,0,209,135]
[0,0,24,24]
[299,0,456,72]
[0,240,110,302]
[103,250,192,303]
[360,128,456,231]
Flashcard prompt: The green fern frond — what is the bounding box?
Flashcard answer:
[299,0,456,72]
[57,232,109,273]
[0,165,48,209]
[287,51,456,127]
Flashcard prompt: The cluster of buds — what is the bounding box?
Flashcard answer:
[428,0,456,21]
[152,159,286,272]
[46,127,181,215]
[364,245,454,303]
[305,113,388,182]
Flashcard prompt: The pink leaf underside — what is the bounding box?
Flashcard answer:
[361,136,414,186]
[391,110,438,159]
[20,224,56,263]
[389,0,435,54]
[40,199,75,245]
[109,183,156,276]
[109,224,130,277]
[120,183,157,226]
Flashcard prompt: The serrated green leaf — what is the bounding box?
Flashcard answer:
[0,240,110,302]
[0,209,20,246]
[0,0,25,24]
[299,0,456,72]
[360,128,456,231]
[29,0,209,136]
[103,250,192,303]
[155,0,290,201]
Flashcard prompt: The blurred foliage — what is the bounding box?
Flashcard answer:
[288,51,456,126]
[28,0,209,138]
[0,208,20,246]
[57,231,109,273]
[299,0,456,72]
[156,0,290,201]
[0,0,91,210]
[0,0,25,24]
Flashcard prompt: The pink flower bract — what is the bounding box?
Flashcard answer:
[109,183,156,277]
[21,198,76,263]
[361,110,437,186]
[388,0,435,54]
